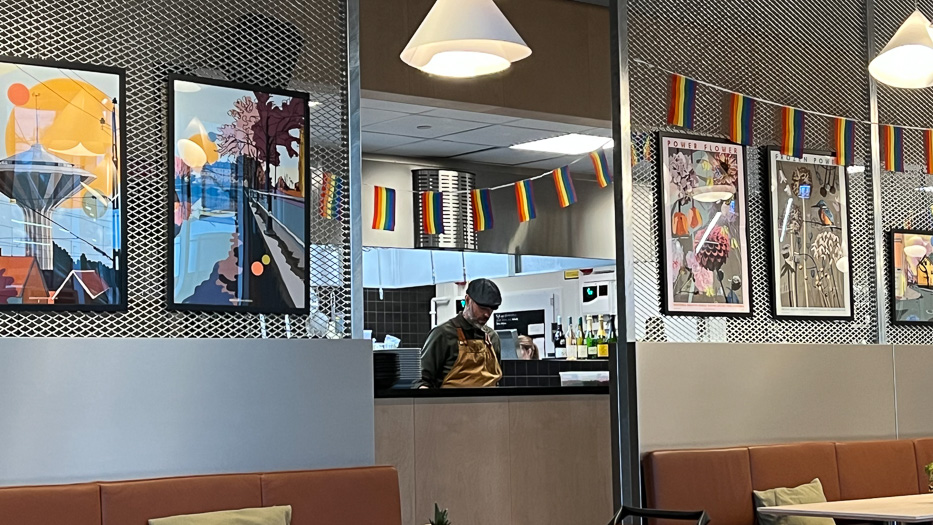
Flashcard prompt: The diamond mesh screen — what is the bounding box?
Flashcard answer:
[628,0,879,343]
[873,0,933,344]
[0,0,351,337]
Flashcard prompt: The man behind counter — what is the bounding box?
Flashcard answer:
[418,279,502,389]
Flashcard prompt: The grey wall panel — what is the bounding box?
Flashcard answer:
[637,342,896,452]
[893,345,933,438]
[0,338,374,486]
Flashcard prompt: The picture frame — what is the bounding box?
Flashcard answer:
[167,74,311,314]
[657,132,752,316]
[0,56,127,311]
[888,228,933,326]
[764,148,854,320]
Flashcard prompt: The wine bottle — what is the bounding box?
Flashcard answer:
[607,315,618,344]
[586,316,598,359]
[597,314,609,358]
[565,317,577,360]
[576,317,587,359]
[554,316,565,359]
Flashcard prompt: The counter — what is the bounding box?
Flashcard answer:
[376,385,609,398]
[375,393,613,525]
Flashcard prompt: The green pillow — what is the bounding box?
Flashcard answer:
[753,479,835,525]
[149,505,292,525]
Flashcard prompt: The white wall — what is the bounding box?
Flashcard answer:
[0,338,374,486]
[362,158,418,248]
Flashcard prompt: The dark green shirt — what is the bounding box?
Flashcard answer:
[418,313,501,389]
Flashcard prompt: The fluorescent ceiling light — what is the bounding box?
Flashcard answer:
[401,0,532,78]
[869,10,933,88]
[510,134,612,155]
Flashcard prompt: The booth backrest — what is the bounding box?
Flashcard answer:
[0,466,401,525]
[643,439,931,525]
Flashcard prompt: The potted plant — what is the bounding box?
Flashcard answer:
[925,462,933,493]
[427,503,450,525]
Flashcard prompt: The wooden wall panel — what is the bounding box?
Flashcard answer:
[508,395,613,525]
[414,398,512,525]
[375,399,416,525]
[360,0,612,122]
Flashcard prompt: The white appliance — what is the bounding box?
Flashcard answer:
[580,270,617,316]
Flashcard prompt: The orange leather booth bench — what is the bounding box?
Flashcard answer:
[0,466,401,525]
[643,439,933,525]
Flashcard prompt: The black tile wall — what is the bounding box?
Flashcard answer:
[364,286,435,349]
[501,357,610,387]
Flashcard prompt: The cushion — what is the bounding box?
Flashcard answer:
[753,478,835,525]
[149,505,291,525]
[749,442,841,501]
[0,483,100,525]
[835,440,918,499]
[261,467,401,525]
[101,474,262,525]
[643,447,754,525]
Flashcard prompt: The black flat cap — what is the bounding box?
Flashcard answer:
[466,278,502,309]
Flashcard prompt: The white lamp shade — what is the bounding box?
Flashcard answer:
[400,0,532,78]
[869,10,933,88]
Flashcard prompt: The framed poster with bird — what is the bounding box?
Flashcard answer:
[657,133,751,316]
[765,148,853,320]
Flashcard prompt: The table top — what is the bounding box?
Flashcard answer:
[758,493,933,522]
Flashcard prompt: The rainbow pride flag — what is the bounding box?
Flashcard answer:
[372,186,396,231]
[421,191,444,234]
[471,188,494,232]
[590,150,611,188]
[667,74,697,129]
[834,118,855,167]
[925,130,933,175]
[882,124,904,172]
[727,93,754,145]
[552,166,577,208]
[514,179,536,223]
[318,172,342,219]
[780,107,805,159]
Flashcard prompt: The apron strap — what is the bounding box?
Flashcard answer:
[456,328,468,344]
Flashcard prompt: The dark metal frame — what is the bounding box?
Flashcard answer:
[763,147,855,321]
[656,131,753,318]
[0,55,128,312]
[609,0,640,509]
[887,228,933,327]
[166,73,312,315]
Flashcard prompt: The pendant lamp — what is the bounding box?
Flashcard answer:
[400,0,532,78]
[869,10,933,88]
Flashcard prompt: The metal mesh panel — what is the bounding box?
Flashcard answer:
[0,0,350,337]
[873,0,933,344]
[628,0,878,343]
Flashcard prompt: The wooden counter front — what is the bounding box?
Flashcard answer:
[375,395,613,525]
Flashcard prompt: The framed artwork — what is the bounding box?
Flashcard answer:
[658,133,751,316]
[889,229,933,326]
[168,75,310,314]
[765,149,853,320]
[0,57,126,311]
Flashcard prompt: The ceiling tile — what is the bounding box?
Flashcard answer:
[361,132,421,152]
[361,108,408,127]
[360,98,436,114]
[422,108,520,124]
[515,155,593,172]
[363,115,491,138]
[441,125,565,146]
[454,147,565,166]
[506,119,594,133]
[378,140,490,158]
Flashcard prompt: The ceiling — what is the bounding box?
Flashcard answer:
[361,98,612,173]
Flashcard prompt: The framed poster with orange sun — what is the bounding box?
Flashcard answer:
[167,74,309,314]
[0,57,126,311]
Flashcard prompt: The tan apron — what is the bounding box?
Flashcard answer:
[441,328,503,388]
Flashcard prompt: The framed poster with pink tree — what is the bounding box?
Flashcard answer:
[167,75,310,314]
[657,133,751,316]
